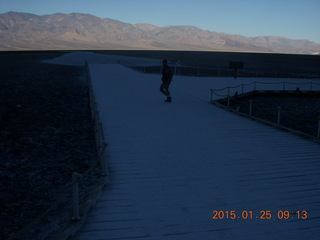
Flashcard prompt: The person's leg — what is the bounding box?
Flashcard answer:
[160,82,170,96]
[164,81,172,102]
[160,82,167,96]
[164,81,171,97]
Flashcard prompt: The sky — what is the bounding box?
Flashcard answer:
[1,0,319,43]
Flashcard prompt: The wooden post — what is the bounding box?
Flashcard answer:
[277,106,281,125]
[317,116,320,138]
[72,172,82,221]
[100,142,108,176]
[227,87,230,108]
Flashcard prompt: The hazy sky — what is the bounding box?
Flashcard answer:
[1,0,319,43]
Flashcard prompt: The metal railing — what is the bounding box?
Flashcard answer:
[210,81,320,140]
[85,60,108,178]
[210,81,320,103]
[56,61,109,239]
[130,65,320,79]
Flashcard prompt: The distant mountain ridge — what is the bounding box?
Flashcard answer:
[0,11,320,54]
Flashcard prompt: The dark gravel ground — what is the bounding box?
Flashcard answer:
[218,91,320,137]
[0,52,100,240]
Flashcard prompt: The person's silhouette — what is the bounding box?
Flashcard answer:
[160,59,173,102]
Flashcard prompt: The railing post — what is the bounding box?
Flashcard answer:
[277,106,281,125]
[227,87,230,108]
[72,172,82,221]
[317,116,320,138]
[241,84,244,94]
[249,100,253,116]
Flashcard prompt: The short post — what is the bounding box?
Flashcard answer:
[277,106,281,125]
[72,172,82,221]
[249,100,253,116]
[234,68,238,79]
[227,87,230,108]
[100,141,108,176]
[317,116,320,138]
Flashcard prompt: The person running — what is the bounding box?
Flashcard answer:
[160,59,174,102]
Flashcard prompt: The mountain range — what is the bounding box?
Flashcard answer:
[0,11,320,54]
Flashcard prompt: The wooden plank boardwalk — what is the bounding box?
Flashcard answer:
[72,64,320,240]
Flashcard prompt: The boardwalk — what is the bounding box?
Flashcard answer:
[72,63,320,240]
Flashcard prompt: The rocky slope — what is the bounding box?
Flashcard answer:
[1,11,320,54]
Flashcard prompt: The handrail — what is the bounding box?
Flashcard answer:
[214,98,320,140]
[58,61,109,240]
[85,60,109,176]
[210,81,320,101]
[211,81,320,92]
[210,81,320,139]
[130,64,320,79]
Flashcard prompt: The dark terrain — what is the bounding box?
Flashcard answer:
[0,51,99,240]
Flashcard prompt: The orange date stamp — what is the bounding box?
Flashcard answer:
[212,210,308,220]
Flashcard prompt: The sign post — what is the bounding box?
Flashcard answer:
[229,61,244,79]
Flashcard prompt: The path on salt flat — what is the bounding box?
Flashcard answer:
[73,64,320,240]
